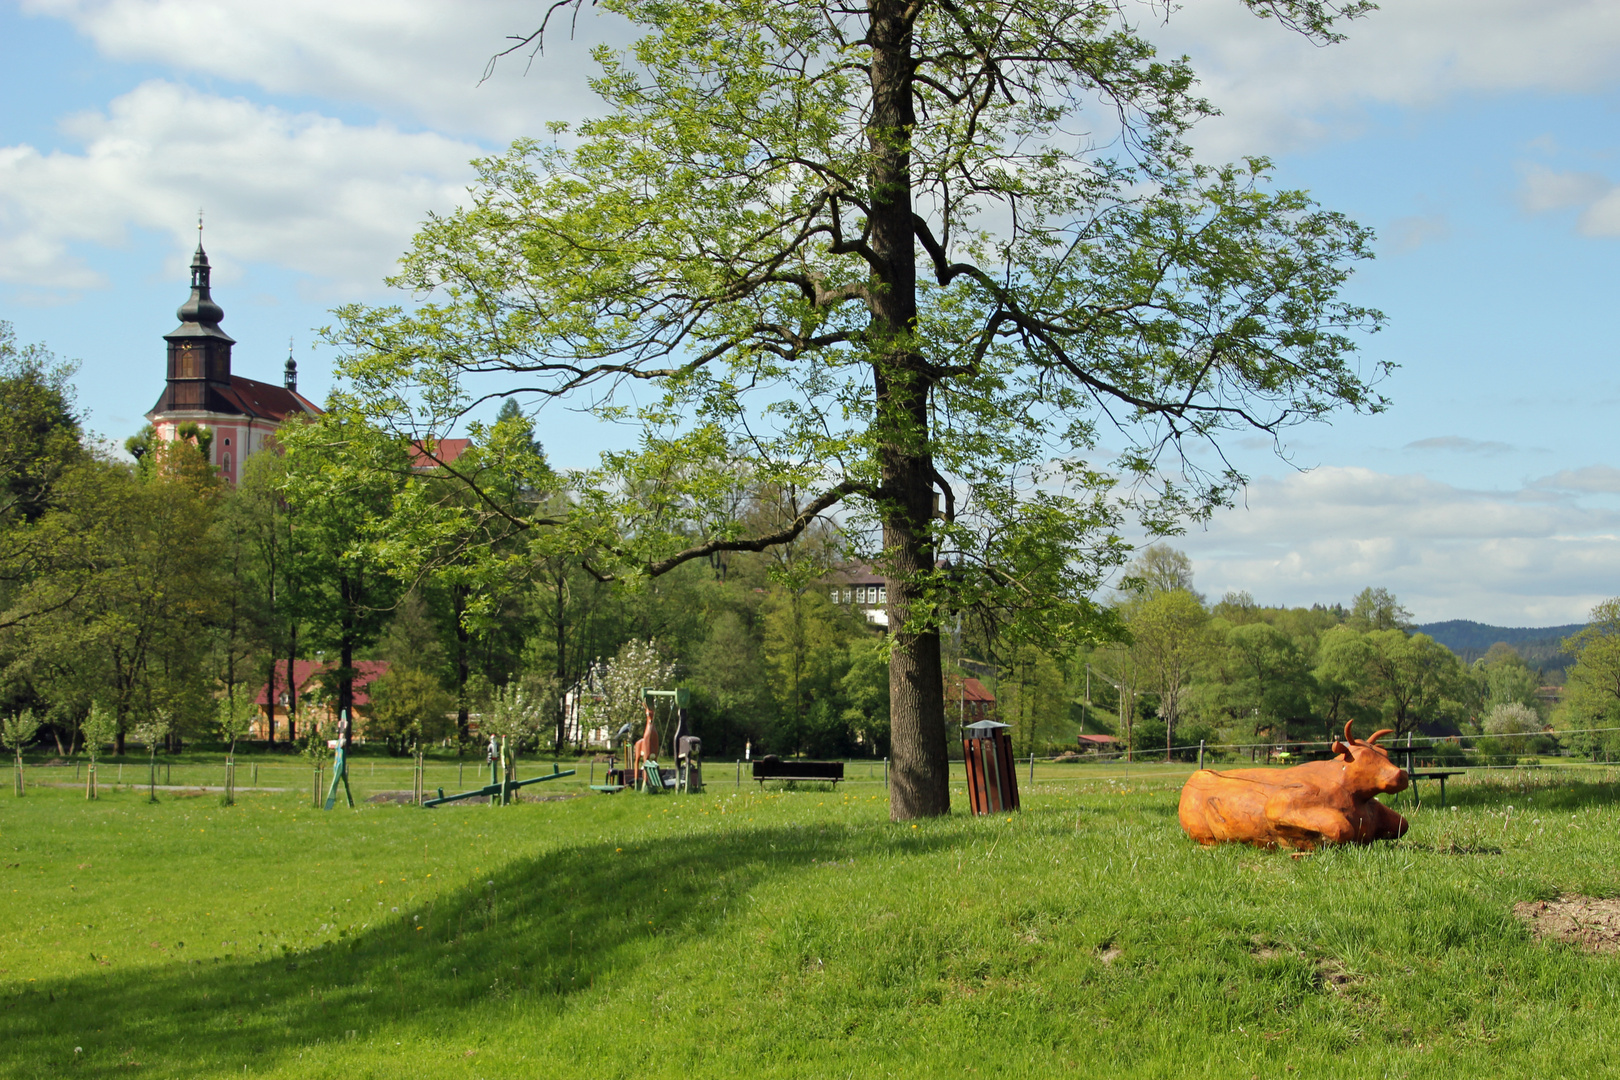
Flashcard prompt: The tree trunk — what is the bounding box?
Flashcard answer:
[337,571,359,725]
[265,656,277,746]
[869,0,948,820]
[454,585,471,742]
[553,569,567,751]
[286,628,298,743]
[339,635,355,726]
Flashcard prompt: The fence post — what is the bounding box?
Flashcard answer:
[1029,753,1035,786]
[1198,740,1205,770]
[884,757,889,790]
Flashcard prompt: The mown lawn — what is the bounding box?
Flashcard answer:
[4,767,1620,1079]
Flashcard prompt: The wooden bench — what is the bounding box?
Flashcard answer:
[1396,748,1465,807]
[1409,770,1465,807]
[752,759,844,786]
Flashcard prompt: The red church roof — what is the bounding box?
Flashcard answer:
[256,659,391,707]
[214,375,322,422]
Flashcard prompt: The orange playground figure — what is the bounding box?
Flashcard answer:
[1178,722,1409,850]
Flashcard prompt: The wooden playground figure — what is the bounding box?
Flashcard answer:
[632,705,660,789]
[323,710,355,810]
[1178,722,1409,851]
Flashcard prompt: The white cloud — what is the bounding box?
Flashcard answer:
[1534,466,1620,494]
[1386,212,1450,254]
[1178,466,1620,624]
[21,0,627,140]
[1146,1,1620,157]
[0,80,478,293]
[1518,164,1610,214]
[1515,165,1620,238]
[1405,436,1513,455]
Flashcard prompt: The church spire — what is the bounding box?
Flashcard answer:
[177,214,225,327]
[285,338,298,392]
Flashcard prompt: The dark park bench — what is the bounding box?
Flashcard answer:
[1396,748,1465,807]
[752,759,845,786]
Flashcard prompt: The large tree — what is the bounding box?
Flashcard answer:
[333,0,1385,817]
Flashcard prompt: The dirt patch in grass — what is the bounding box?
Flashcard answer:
[1514,896,1620,953]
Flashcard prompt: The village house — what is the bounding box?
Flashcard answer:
[252,659,391,743]
[826,563,889,627]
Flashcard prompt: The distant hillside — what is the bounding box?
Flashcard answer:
[1417,619,1586,671]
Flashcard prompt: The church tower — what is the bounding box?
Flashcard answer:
[146,229,321,483]
[154,241,236,414]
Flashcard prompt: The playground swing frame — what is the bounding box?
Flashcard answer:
[593,687,703,795]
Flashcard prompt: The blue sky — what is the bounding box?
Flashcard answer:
[2,0,1618,626]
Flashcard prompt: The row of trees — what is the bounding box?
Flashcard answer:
[1069,548,1620,764]
[0,327,898,760]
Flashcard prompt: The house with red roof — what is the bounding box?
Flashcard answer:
[945,673,997,728]
[253,659,391,743]
[409,438,472,470]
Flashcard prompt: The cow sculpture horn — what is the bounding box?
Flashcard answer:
[1343,720,1356,745]
[1367,729,1394,746]
[1331,740,1353,761]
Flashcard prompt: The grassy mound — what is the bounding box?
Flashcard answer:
[4,768,1620,1078]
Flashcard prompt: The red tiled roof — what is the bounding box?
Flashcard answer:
[256,659,391,707]
[410,438,472,469]
[960,677,995,704]
[215,376,322,422]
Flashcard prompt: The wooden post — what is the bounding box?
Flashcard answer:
[1029,753,1035,786]
[884,757,889,790]
[1198,740,1205,770]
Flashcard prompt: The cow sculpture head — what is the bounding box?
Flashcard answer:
[1330,721,1408,795]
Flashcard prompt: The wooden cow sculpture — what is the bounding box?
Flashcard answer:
[1178,722,1409,850]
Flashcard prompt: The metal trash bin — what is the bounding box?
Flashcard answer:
[963,719,1019,815]
[677,734,703,793]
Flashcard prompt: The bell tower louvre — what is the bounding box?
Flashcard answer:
[146,228,321,484]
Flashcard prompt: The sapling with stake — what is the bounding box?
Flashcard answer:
[299,694,331,809]
[81,703,117,800]
[216,695,258,806]
[2,709,42,795]
[130,711,173,803]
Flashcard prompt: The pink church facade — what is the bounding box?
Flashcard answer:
[147,241,321,477]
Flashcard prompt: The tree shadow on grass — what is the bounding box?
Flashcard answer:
[3,820,965,1078]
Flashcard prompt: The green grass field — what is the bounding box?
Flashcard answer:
[5,761,1620,1079]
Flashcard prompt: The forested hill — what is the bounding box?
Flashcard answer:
[1417,620,1586,670]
